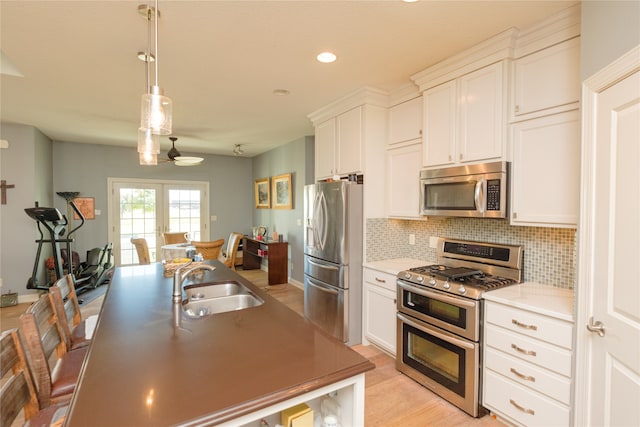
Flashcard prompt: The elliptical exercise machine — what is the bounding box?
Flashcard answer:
[25,201,83,291]
[25,195,114,293]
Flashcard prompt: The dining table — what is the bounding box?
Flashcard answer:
[160,242,195,261]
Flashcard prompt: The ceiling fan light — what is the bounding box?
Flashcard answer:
[139,151,158,166]
[137,127,160,154]
[141,86,172,135]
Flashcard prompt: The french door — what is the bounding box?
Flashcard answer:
[108,178,209,266]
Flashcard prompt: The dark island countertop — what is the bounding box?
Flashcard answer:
[64,261,374,426]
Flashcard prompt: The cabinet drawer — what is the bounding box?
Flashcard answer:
[485,347,571,405]
[363,268,396,293]
[485,301,573,349]
[485,326,572,377]
[484,370,570,427]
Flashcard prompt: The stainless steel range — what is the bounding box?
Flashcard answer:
[396,237,523,417]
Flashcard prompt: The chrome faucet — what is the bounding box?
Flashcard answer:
[172,262,216,303]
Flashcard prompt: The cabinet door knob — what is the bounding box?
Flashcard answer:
[515,105,520,113]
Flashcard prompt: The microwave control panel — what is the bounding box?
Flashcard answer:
[486,179,501,211]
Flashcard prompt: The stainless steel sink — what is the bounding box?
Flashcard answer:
[183,281,247,300]
[182,293,264,318]
[181,280,263,318]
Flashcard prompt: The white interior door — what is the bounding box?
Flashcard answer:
[109,178,209,266]
[575,47,640,427]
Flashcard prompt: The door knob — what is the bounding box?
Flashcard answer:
[586,317,606,337]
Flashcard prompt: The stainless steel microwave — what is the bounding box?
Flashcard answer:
[419,161,509,218]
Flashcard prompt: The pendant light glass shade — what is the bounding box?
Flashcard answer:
[139,151,158,165]
[137,127,160,154]
[141,85,172,135]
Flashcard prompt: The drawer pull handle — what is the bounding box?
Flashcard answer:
[375,277,386,283]
[511,343,536,357]
[509,399,535,415]
[510,367,535,382]
[512,319,538,331]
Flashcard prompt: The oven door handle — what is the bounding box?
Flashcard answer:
[397,281,477,309]
[397,312,475,350]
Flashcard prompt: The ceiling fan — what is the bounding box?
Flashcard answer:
[164,137,203,166]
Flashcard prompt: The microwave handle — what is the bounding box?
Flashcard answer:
[474,179,485,214]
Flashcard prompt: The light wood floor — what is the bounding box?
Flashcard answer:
[1,268,503,426]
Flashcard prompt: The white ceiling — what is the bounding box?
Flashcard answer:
[1,0,577,158]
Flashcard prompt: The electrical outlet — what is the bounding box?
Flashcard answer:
[409,234,415,245]
[429,236,439,248]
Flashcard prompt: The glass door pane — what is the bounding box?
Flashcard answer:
[166,186,203,241]
[112,182,162,265]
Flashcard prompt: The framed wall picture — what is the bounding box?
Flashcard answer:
[73,197,95,220]
[272,173,292,210]
[254,177,270,209]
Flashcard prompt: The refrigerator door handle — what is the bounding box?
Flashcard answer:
[307,278,340,295]
[307,258,340,271]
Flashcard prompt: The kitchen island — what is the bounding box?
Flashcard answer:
[64,261,374,426]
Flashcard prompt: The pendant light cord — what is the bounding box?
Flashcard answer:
[154,0,159,87]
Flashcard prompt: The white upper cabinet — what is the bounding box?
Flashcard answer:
[389,96,422,145]
[423,61,507,168]
[314,118,337,179]
[510,110,580,228]
[313,106,363,180]
[336,106,363,176]
[512,37,580,121]
[422,80,457,167]
[386,141,422,218]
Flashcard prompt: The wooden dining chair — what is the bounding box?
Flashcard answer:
[130,237,151,265]
[218,232,243,270]
[1,329,68,426]
[192,239,225,260]
[163,231,188,245]
[50,274,97,351]
[19,294,88,408]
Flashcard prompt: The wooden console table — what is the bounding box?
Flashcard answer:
[242,237,288,285]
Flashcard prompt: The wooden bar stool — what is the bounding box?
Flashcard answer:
[50,274,97,351]
[19,294,88,408]
[1,329,69,426]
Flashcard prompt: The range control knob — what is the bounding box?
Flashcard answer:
[458,286,467,294]
[428,277,437,286]
[416,276,424,283]
[403,272,411,280]
[443,281,451,290]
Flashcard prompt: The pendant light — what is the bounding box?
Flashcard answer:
[140,0,172,136]
[137,5,159,165]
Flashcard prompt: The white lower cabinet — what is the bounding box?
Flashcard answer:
[363,267,397,355]
[483,298,574,427]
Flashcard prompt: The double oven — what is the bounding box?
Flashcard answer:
[396,238,523,417]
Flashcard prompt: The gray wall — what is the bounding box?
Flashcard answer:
[52,141,254,257]
[251,135,314,284]
[581,1,640,79]
[0,123,53,299]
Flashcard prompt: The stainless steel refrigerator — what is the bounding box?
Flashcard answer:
[303,181,363,345]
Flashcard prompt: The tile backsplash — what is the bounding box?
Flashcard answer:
[366,217,576,289]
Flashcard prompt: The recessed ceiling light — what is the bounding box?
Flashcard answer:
[273,89,290,96]
[316,52,337,63]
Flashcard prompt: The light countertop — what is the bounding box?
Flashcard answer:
[363,258,426,275]
[483,282,575,322]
